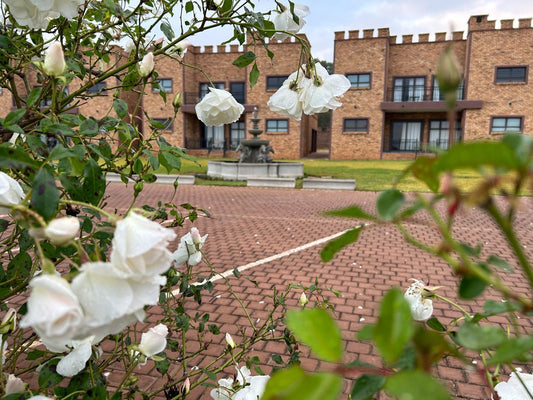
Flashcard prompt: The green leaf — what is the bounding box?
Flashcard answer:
[325,205,376,220]
[456,322,507,350]
[357,323,375,340]
[31,168,59,221]
[488,335,533,364]
[486,255,513,272]
[385,370,452,400]
[409,156,440,192]
[233,51,257,68]
[4,108,26,126]
[262,366,342,400]
[38,358,64,388]
[249,62,260,89]
[113,99,129,119]
[0,145,38,169]
[482,299,521,316]
[320,227,362,262]
[185,1,194,12]
[80,159,105,206]
[351,374,386,399]
[159,152,181,173]
[286,308,343,362]
[426,317,446,332]
[373,288,413,364]
[80,117,99,137]
[502,133,533,165]
[26,87,43,108]
[433,141,520,173]
[458,275,486,299]
[160,21,174,41]
[376,189,405,221]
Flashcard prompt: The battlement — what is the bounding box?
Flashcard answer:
[334,15,532,44]
[190,34,309,54]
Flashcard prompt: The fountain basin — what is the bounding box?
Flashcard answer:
[207,161,304,180]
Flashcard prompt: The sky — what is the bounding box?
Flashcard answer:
[190,0,533,61]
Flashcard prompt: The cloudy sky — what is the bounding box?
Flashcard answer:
[191,0,533,61]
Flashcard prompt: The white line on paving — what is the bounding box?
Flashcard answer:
[171,228,353,296]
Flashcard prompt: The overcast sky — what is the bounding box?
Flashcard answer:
[189,0,533,61]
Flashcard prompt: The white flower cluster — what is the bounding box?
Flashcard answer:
[2,0,85,30]
[173,227,208,266]
[267,62,351,121]
[20,212,176,377]
[210,365,270,400]
[404,279,433,321]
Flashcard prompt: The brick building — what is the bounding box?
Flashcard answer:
[331,14,533,160]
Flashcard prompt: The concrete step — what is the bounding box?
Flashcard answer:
[302,178,356,190]
[247,177,296,188]
[106,173,195,185]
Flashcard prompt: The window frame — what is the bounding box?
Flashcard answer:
[392,76,426,102]
[431,76,464,101]
[346,73,371,89]
[152,78,173,93]
[266,75,289,91]
[494,66,528,83]
[230,81,246,104]
[390,120,423,152]
[199,82,225,99]
[428,119,462,150]
[265,118,289,133]
[343,118,369,133]
[490,116,523,134]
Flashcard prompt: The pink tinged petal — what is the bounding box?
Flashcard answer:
[56,339,93,377]
[5,375,26,395]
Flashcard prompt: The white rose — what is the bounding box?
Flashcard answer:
[0,171,24,214]
[195,88,244,126]
[71,261,164,332]
[267,70,305,120]
[404,279,433,322]
[138,324,168,357]
[56,336,95,377]
[20,274,84,352]
[110,212,176,278]
[494,372,533,400]
[139,52,155,78]
[43,41,66,77]
[3,0,84,29]
[173,227,208,266]
[272,3,310,41]
[44,216,80,245]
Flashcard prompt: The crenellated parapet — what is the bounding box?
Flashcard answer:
[335,15,532,45]
[189,34,309,54]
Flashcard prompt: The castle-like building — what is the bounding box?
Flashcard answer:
[1,14,531,160]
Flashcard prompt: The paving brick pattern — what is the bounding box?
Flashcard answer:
[85,184,533,398]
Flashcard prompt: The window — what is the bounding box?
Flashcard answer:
[41,86,69,107]
[393,77,425,102]
[343,118,368,132]
[87,81,107,94]
[200,82,224,99]
[266,76,288,90]
[432,78,464,101]
[428,120,462,150]
[152,78,173,93]
[266,119,288,132]
[230,121,245,149]
[230,82,245,104]
[152,118,173,131]
[491,117,522,133]
[391,121,422,151]
[346,73,370,88]
[495,67,527,83]
[204,125,224,149]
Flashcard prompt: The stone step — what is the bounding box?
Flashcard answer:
[106,173,195,185]
[247,177,296,188]
[302,178,356,190]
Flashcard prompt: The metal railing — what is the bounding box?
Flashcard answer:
[389,138,452,152]
[184,136,243,151]
[386,86,464,102]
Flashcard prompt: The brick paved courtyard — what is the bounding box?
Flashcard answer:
[104,182,533,399]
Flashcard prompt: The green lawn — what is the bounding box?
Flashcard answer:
[161,157,493,192]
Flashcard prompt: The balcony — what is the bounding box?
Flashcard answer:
[381,86,482,113]
[181,92,257,114]
[387,138,455,153]
[184,136,242,150]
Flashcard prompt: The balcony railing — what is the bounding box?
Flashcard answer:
[184,136,243,150]
[183,92,246,105]
[386,86,464,102]
[389,138,453,152]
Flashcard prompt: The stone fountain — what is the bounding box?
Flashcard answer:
[206,108,303,180]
